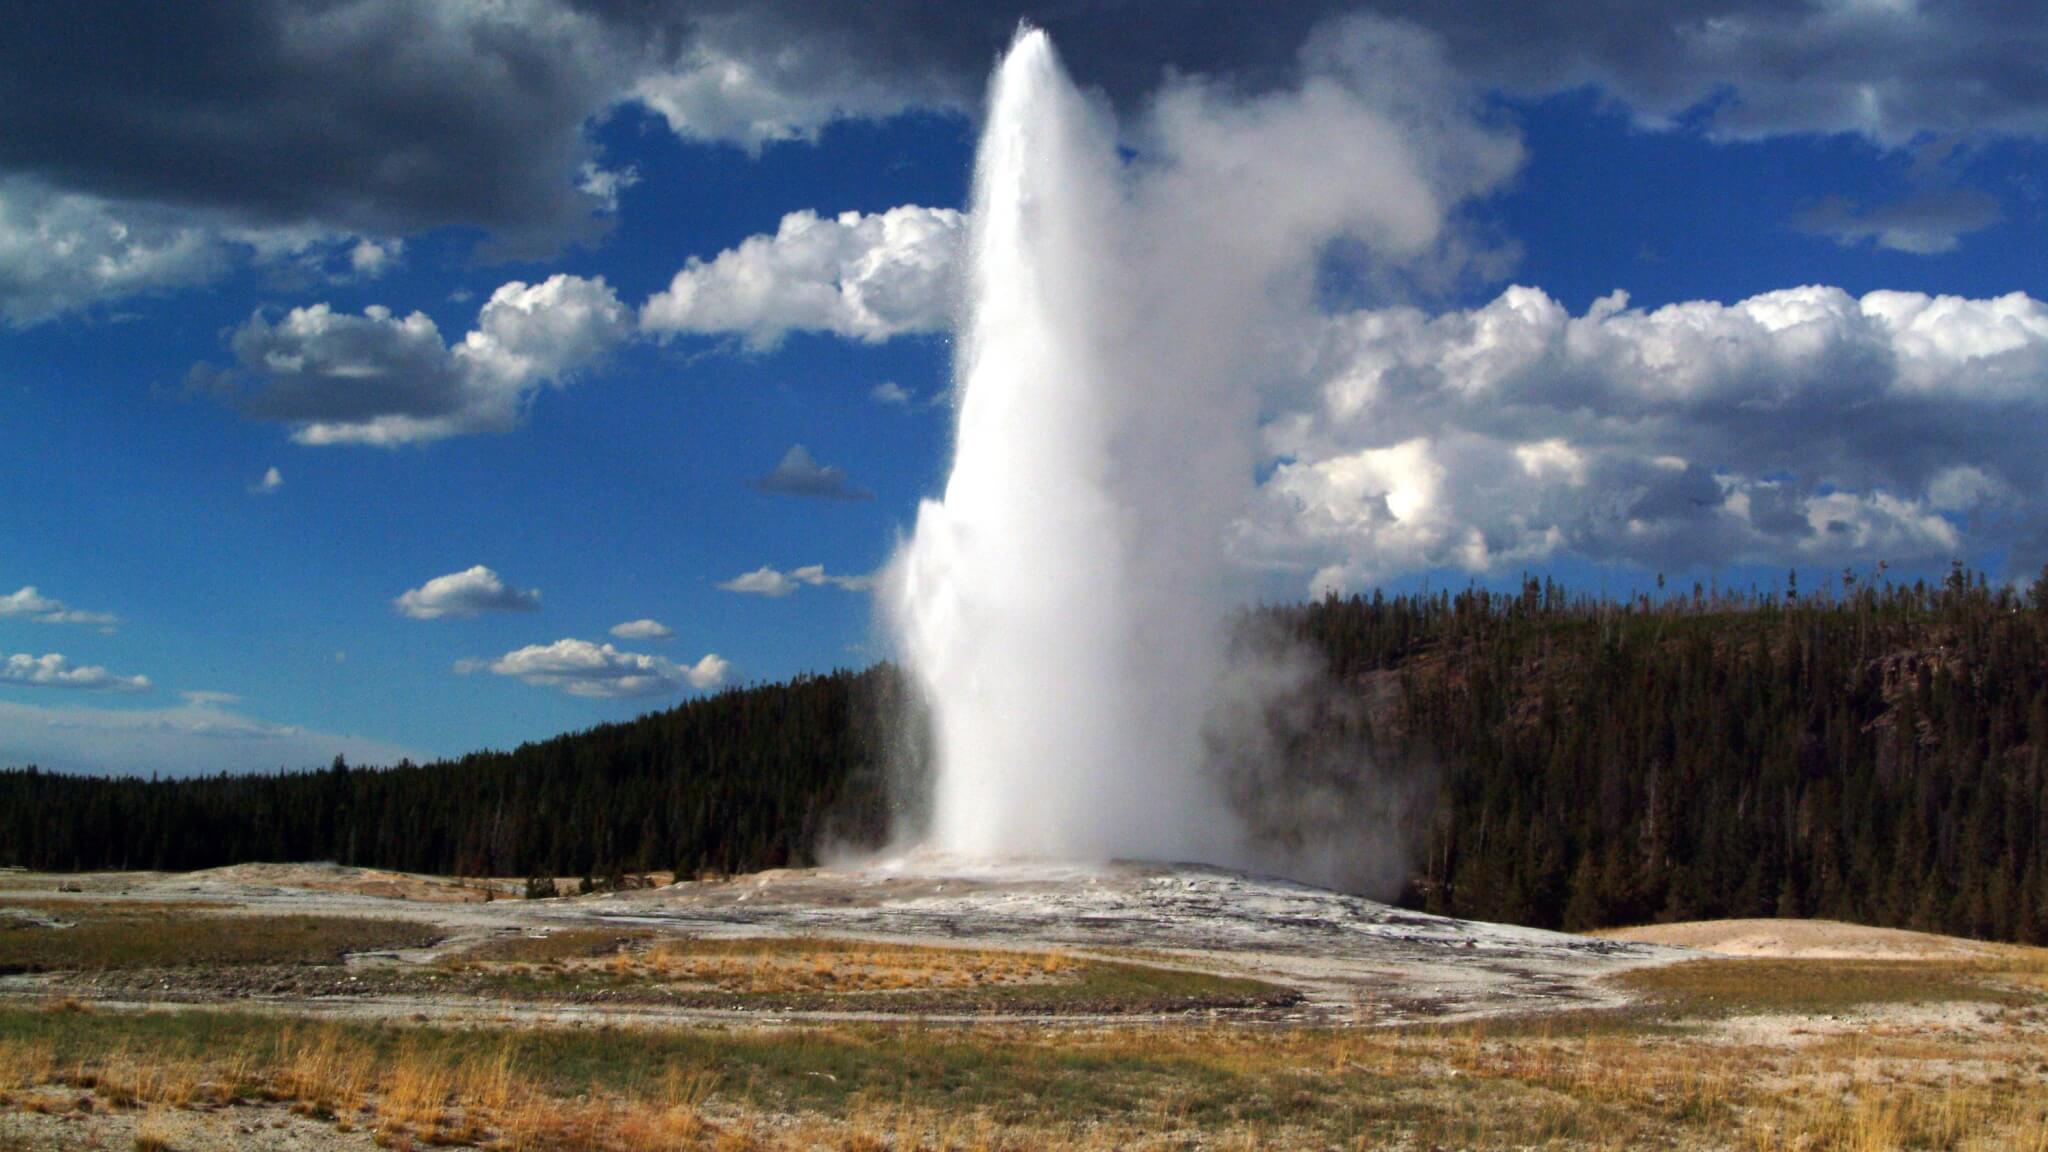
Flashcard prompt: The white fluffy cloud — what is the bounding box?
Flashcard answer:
[1,652,149,693]
[0,178,429,327]
[394,566,542,620]
[719,564,872,598]
[251,467,284,495]
[223,273,631,446]
[641,206,964,349]
[609,618,674,640]
[0,586,119,631]
[1249,284,2048,590]
[463,638,727,698]
[576,163,639,213]
[347,237,404,277]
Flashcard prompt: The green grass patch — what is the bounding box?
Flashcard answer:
[1616,957,2037,1018]
[0,904,440,972]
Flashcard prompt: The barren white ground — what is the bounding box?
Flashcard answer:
[1,859,1687,1026]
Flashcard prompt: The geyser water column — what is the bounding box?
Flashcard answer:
[887,28,1236,864]
[886,21,1510,875]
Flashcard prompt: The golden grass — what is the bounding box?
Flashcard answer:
[0,950,2043,1150]
[132,1110,179,1152]
[451,931,1081,996]
[635,938,1078,994]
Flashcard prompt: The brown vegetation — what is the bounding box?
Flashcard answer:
[1,942,2046,1149]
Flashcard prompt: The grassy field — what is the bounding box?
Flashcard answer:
[0,903,440,973]
[437,930,1296,1014]
[1618,955,2041,1017]
[1,948,2046,1150]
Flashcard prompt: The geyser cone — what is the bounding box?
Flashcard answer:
[888,29,1226,863]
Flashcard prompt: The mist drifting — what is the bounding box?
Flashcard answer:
[885,25,1518,885]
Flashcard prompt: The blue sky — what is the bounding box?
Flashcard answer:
[2,2,2045,773]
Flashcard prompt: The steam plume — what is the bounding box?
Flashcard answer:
[885,24,1516,881]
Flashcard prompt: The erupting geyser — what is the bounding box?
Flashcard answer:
[888,28,1244,864]
[887,23,1512,878]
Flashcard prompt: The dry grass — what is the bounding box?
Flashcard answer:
[132,1110,179,1152]
[451,932,1077,995]
[635,937,1078,994]
[436,931,1270,1013]
[0,948,2044,1149]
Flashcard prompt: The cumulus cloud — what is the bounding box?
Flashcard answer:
[609,618,674,640]
[347,237,405,277]
[1794,190,2002,255]
[1247,284,2048,590]
[0,179,226,326]
[603,2,2048,150]
[870,381,914,406]
[0,181,435,327]
[1,652,149,693]
[462,638,727,698]
[641,206,964,349]
[576,163,640,213]
[631,24,930,153]
[752,445,872,500]
[719,564,873,597]
[394,566,541,620]
[250,467,284,495]
[0,586,119,631]
[10,2,2048,331]
[215,273,630,446]
[0,2,622,253]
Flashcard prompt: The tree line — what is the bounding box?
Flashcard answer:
[5,564,2047,943]
[0,670,904,882]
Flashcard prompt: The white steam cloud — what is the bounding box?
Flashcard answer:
[885,25,1515,882]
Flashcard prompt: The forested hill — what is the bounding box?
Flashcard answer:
[5,565,2048,944]
[1288,567,2048,944]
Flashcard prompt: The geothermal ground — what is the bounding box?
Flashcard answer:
[2,864,2047,1149]
[0,860,1674,1027]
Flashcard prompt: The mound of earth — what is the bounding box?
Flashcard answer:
[1598,918,2005,961]
[137,862,509,903]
